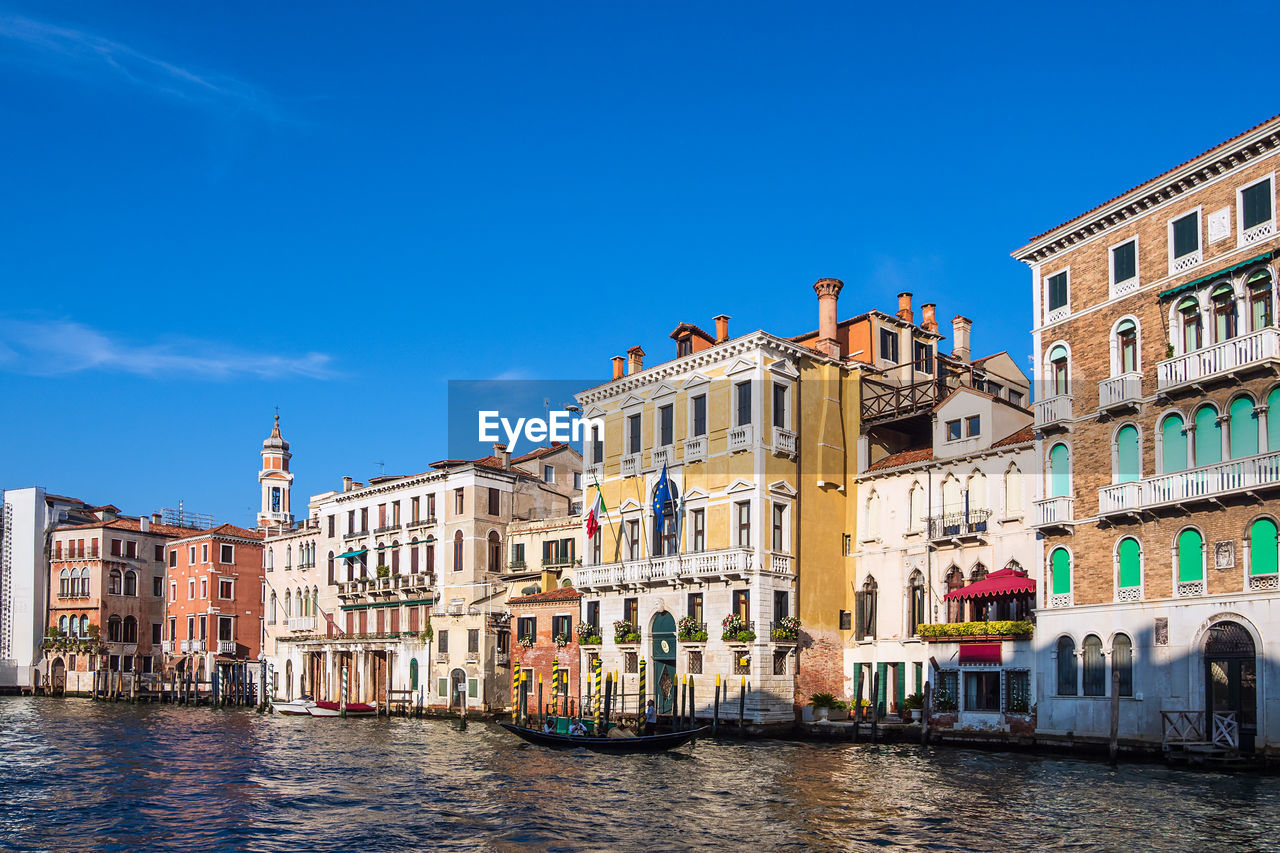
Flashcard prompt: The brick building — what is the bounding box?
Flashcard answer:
[508,585,583,715]
[1014,114,1280,753]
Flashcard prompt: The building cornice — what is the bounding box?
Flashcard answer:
[860,440,1034,482]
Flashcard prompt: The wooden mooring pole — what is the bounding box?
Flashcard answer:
[712,674,721,736]
[921,681,932,746]
[1109,669,1121,764]
[737,675,746,730]
[870,671,880,746]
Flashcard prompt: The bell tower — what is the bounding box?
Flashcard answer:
[258,413,294,528]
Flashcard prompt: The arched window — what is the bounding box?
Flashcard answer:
[1249,517,1278,577]
[123,616,137,644]
[269,592,277,625]
[1117,536,1142,593]
[1248,269,1274,331]
[1113,634,1133,697]
[123,570,137,597]
[1115,318,1139,374]
[391,540,401,573]
[1211,283,1237,342]
[409,657,419,690]
[81,568,90,597]
[941,475,962,514]
[410,539,420,574]
[865,491,881,540]
[1050,547,1072,598]
[1229,396,1259,459]
[426,536,436,572]
[1004,465,1022,515]
[108,569,122,596]
[59,569,69,598]
[285,545,292,569]
[908,571,926,636]
[1177,528,1204,586]
[1178,296,1202,352]
[908,482,924,532]
[79,615,88,636]
[855,576,877,640]
[1056,635,1077,696]
[58,615,68,636]
[487,531,501,572]
[1082,635,1105,696]
[1115,425,1140,483]
[327,551,335,585]
[967,471,988,521]
[1161,412,1188,473]
[945,567,964,622]
[969,562,988,583]
[296,587,306,617]
[1048,443,1071,498]
[453,531,464,571]
[107,615,122,642]
[284,589,292,618]
[1048,344,1069,396]
[1194,404,1221,466]
[267,549,274,571]
[312,587,319,617]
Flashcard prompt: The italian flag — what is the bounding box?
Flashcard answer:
[586,486,606,539]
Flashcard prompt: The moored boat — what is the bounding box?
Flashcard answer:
[271,698,316,716]
[500,722,707,753]
[307,700,378,717]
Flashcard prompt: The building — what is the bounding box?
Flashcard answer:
[507,584,584,715]
[0,488,93,692]
[43,509,199,693]
[162,524,265,689]
[852,341,1038,728]
[1013,114,1280,753]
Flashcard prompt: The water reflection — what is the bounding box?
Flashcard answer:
[1,697,1274,852]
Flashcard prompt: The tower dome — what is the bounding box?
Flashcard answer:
[257,413,295,529]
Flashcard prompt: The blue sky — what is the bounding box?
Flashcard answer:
[2,2,1278,525]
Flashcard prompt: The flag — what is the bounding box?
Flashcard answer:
[586,487,606,539]
[319,604,344,637]
[652,464,672,543]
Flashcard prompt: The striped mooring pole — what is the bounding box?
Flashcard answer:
[638,658,646,710]
[511,662,520,715]
[593,656,603,731]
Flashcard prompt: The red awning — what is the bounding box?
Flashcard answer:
[944,566,1035,601]
[959,642,1002,665]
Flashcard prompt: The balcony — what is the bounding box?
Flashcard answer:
[217,640,237,655]
[344,529,370,540]
[621,454,640,478]
[407,516,437,530]
[1098,450,1280,515]
[728,424,752,452]
[652,446,674,469]
[288,616,316,633]
[1157,328,1280,393]
[683,436,706,462]
[160,641,172,654]
[1099,373,1142,412]
[180,640,206,653]
[926,509,991,542]
[577,547,760,590]
[1033,496,1074,530]
[769,552,794,574]
[374,523,402,535]
[1034,394,1072,430]
[772,427,797,458]
[861,377,942,424]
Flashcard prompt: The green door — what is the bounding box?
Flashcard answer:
[651,611,677,714]
[876,662,888,716]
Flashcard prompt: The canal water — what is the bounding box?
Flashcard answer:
[1,697,1274,852]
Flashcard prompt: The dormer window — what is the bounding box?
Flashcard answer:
[677,336,693,357]
[946,419,962,441]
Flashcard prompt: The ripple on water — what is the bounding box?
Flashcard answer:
[0,698,1276,852]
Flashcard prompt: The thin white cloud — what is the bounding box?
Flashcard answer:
[0,15,281,118]
[0,319,336,381]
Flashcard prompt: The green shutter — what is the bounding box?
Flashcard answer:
[1162,414,1187,473]
[437,677,448,698]
[1116,426,1140,483]
[468,678,479,699]
[1251,518,1278,576]
[914,662,923,693]
[409,658,419,690]
[894,663,906,712]
[1195,406,1221,465]
[1118,538,1142,589]
[1173,213,1199,258]
[1270,390,1280,452]
[875,662,888,714]
[1051,548,1071,595]
[1230,397,1259,459]
[1243,180,1273,230]
[1178,529,1204,582]
[1049,444,1070,498]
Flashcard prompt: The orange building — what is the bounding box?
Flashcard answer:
[508,585,584,715]
[164,524,265,687]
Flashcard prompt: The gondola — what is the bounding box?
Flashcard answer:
[500,722,707,753]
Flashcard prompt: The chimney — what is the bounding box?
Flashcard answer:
[897,291,914,324]
[921,303,937,333]
[611,356,625,381]
[813,278,844,359]
[952,315,972,362]
[494,442,510,468]
[342,476,353,493]
[151,513,162,525]
[627,345,645,375]
[713,314,730,344]
[139,516,150,533]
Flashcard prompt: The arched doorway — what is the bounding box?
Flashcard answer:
[450,667,467,709]
[50,658,66,695]
[1205,620,1257,753]
[284,660,294,701]
[651,611,677,714]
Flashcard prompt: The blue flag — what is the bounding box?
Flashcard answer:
[652,464,671,544]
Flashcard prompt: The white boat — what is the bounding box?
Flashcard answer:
[307,700,377,717]
[271,698,316,716]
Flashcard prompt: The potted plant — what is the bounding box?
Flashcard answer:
[576,621,602,645]
[553,632,571,648]
[613,620,640,644]
[810,692,844,722]
[517,634,535,648]
[677,616,708,643]
[772,615,800,642]
[902,692,923,722]
[376,565,390,578]
[721,613,754,642]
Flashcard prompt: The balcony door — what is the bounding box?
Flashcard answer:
[651,611,677,714]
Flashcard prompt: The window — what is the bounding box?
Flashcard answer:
[690,509,705,552]
[168,549,177,568]
[110,538,122,557]
[864,491,881,540]
[1177,528,1204,584]
[467,628,480,655]
[1194,404,1221,466]
[623,598,638,626]
[488,488,500,516]
[1249,517,1278,576]
[1048,345,1069,396]
[153,544,163,562]
[691,394,707,437]
[687,592,703,625]
[908,571,925,636]
[677,337,692,357]
[108,569,122,596]
[1116,319,1138,374]
[1082,635,1105,696]
[1008,388,1024,407]
[735,381,752,426]
[329,514,337,537]
[773,590,789,624]
[1117,537,1142,592]
[107,616,122,642]
[626,519,639,561]
[1046,271,1068,313]
[1229,396,1258,459]
[1160,412,1188,473]
[1249,270,1273,331]
[772,384,787,429]
[842,533,852,556]
[1005,670,1031,713]
[1110,239,1137,290]
[1211,284,1236,343]
[586,601,600,631]
[488,531,501,571]
[1241,176,1273,234]
[543,465,555,484]
[1056,636,1077,696]
[1113,634,1133,697]
[201,544,209,563]
[1115,425,1140,483]
[187,578,195,600]
[627,414,642,454]
[200,578,207,599]
[945,419,961,441]
[516,616,536,643]
[690,650,704,674]
[454,489,464,516]
[964,672,1001,711]
[735,502,751,548]
[1171,210,1199,260]
[1050,548,1072,598]
[854,576,877,641]
[511,542,525,567]
[913,340,933,374]
[771,503,786,551]
[965,415,980,437]
[732,589,750,621]
[152,576,163,597]
[879,328,899,364]
[453,531,464,571]
[659,404,673,446]
[438,629,450,653]
[219,544,234,564]
[1048,443,1070,498]
[219,579,233,600]
[573,472,582,491]
[1178,297,1202,352]
[427,493,436,520]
